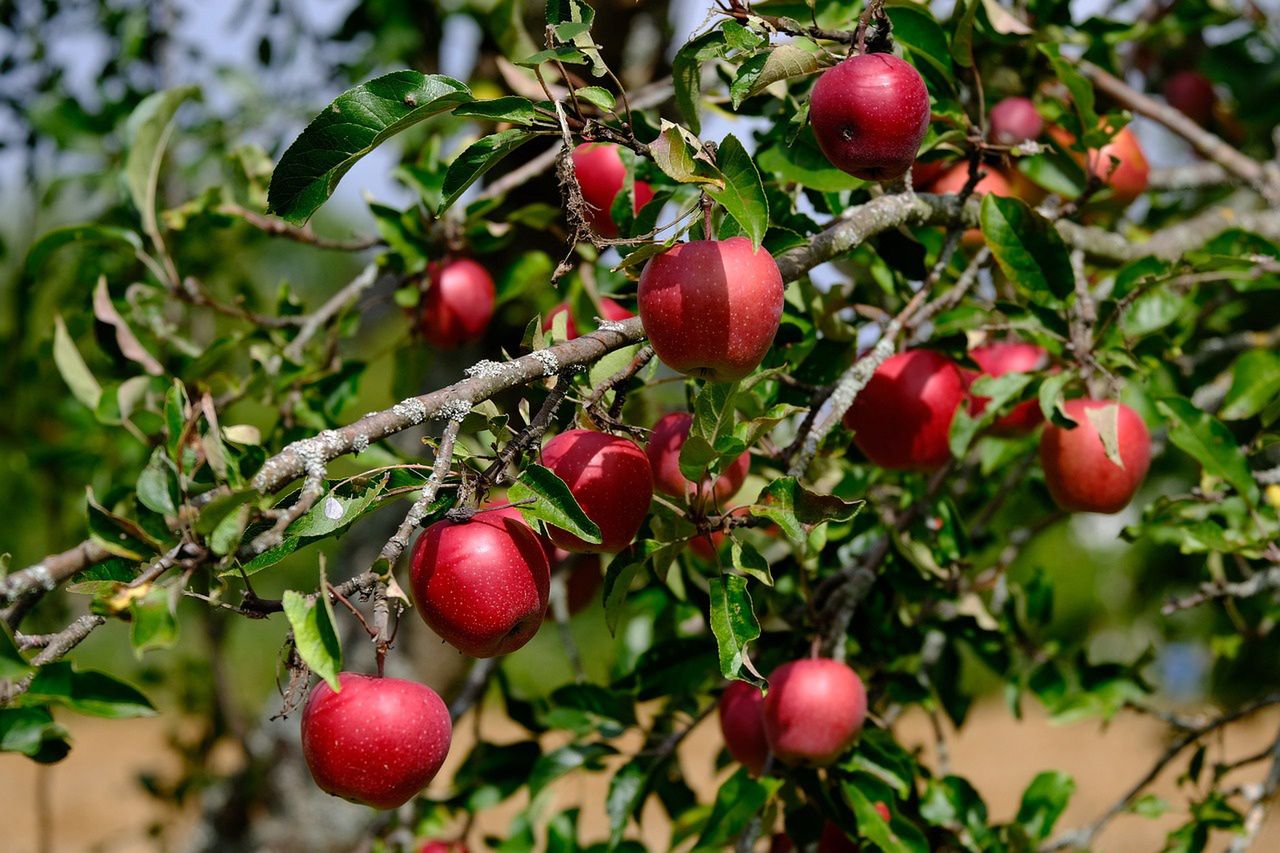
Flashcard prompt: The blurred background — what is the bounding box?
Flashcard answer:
[3,0,1280,851]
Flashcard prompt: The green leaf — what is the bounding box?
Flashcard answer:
[25,225,143,277]
[949,372,1034,456]
[87,492,157,561]
[53,314,101,411]
[750,477,862,545]
[672,30,726,135]
[1221,349,1280,420]
[847,775,930,853]
[164,379,190,462]
[17,662,156,719]
[603,541,669,634]
[1038,370,1076,427]
[706,134,770,249]
[709,574,760,680]
[1015,770,1075,842]
[283,583,342,692]
[454,96,539,125]
[545,0,606,77]
[124,85,201,227]
[0,624,34,680]
[136,448,180,517]
[680,381,742,482]
[757,128,865,192]
[1156,396,1260,503]
[528,742,618,797]
[1039,45,1098,137]
[887,2,953,80]
[730,40,824,107]
[729,538,773,586]
[694,768,783,850]
[130,586,178,654]
[238,536,301,576]
[509,464,602,544]
[268,71,472,224]
[438,128,537,214]
[286,476,387,539]
[950,0,980,68]
[0,707,71,764]
[575,86,616,112]
[980,195,1074,302]
[1120,289,1184,338]
[648,121,722,186]
[605,759,652,848]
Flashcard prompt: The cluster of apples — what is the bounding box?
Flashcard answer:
[719,659,874,850]
[845,345,1152,513]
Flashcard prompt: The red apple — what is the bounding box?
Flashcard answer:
[968,342,1050,435]
[689,528,726,562]
[637,237,784,382]
[818,822,859,853]
[646,412,750,504]
[718,680,770,775]
[420,258,496,349]
[420,842,468,853]
[911,157,950,189]
[810,53,931,181]
[843,349,967,471]
[763,658,867,766]
[543,298,634,340]
[546,550,602,620]
[1039,398,1151,513]
[1051,124,1149,205]
[301,673,451,810]
[540,429,654,553]
[1164,71,1216,126]
[410,513,551,657]
[572,142,656,237]
[989,96,1044,145]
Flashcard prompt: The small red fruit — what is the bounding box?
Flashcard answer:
[646,412,750,504]
[571,142,656,237]
[764,658,868,766]
[301,673,451,810]
[929,164,1015,246]
[989,96,1044,145]
[718,680,770,775]
[1039,398,1151,513]
[410,513,551,657]
[540,429,654,553]
[1164,71,1216,126]
[968,342,1050,435]
[843,350,968,471]
[419,842,469,853]
[543,298,634,340]
[637,237,784,382]
[810,53,932,181]
[1051,124,1149,205]
[420,258,496,349]
[911,157,950,189]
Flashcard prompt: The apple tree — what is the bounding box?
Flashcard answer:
[3,0,1280,851]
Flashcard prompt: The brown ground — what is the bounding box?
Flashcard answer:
[3,700,1278,852]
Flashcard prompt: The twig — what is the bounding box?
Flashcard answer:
[548,570,585,682]
[379,417,464,568]
[1162,565,1280,615]
[1042,693,1280,851]
[449,657,499,721]
[217,203,383,251]
[1228,721,1280,853]
[283,264,381,362]
[480,371,575,487]
[0,614,107,705]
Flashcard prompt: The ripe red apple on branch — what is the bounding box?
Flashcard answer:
[989,96,1044,145]
[543,298,634,340]
[301,673,452,810]
[810,52,932,181]
[1164,70,1217,126]
[718,679,770,776]
[410,512,551,657]
[637,237,784,382]
[540,428,654,553]
[1039,398,1152,513]
[1050,123,1150,204]
[647,412,750,504]
[420,258,496,349]
[571,142,656,237]
[763,658,868,766]
[844,349,968,471]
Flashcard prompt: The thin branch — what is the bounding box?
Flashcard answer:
[1162,565,1280,615]
[449,657,499,722]
[283,263,381,362]
[218,203,384,252]
[379,417,463,569]
[480,370,575,487]
[0,614,107,705]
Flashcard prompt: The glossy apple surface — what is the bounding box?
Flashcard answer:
[301,673,451,810]
[989,96,1044,144]
[544,297,634,340]
[718,680,770,775]
[410,513,551,657]
[572,142,655,237]
[843,349,967,470]
[1164,71,1216,125]
[763,658,867,766]
[646,412,750,504]
[420,258,495,349]
[810,53,931,181]
[637,237,784,382]
[968,342,1049,435]
[540,429,653,553]
[1039,398,1151,513]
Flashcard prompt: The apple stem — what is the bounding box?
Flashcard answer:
[700,192,714,241]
